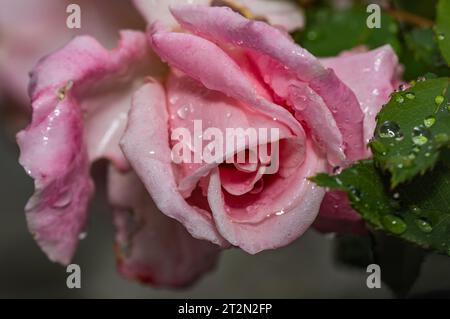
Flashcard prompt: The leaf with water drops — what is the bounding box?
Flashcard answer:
[311,159,450,257]
[436,0,450,66]
[370,77,450,187]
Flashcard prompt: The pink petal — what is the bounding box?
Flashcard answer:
[170,5,366,162]
[16,31,154,264]
[207,140,326,254]
[166,72,294,197]
[321,45,401,148]
[17,93,94,265]
[150,28,305,138]
[219,164,264,196]
[108,166,221,288]
[120,82,230,247]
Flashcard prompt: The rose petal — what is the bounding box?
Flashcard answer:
[17,31,154,264]
[150,28,305,138]
[170,5,366,162]
[108,166,221,287]
[120,82,230,247]
[207,140,326,254]
[167,72,294,197]
[320,45,401,147]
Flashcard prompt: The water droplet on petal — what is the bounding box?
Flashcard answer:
[177,106,191,119]
[53,192,72,209]
[382,214,407,234]
[79,232,87,240]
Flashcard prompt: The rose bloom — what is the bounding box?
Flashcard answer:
[16,1,400,287]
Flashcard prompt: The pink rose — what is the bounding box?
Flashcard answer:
[16,3,400,287]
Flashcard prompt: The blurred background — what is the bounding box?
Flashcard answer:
[1,0,449,299]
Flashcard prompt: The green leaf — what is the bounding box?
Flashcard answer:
[294,6,401,57]
[311,159,450,256]
[435,0,450,66]
[369,77,450,187]
[401,28,450,80]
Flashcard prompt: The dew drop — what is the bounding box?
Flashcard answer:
[405,92,415,100]
[378,121,401,139]
[79,232,87,240]
[53,192,72,209]
[177,106,191,119]
[348,186,361,202]
[437,33,445,41]
[412,126,430,146]
[382,214,407,235]
[435,95,445,106]
[415,218,433,233]
[395,95,405,104]
[424,115,436,128]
